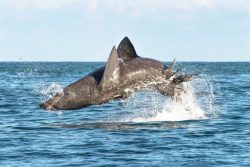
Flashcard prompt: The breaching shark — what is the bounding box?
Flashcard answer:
[40,37,192,110]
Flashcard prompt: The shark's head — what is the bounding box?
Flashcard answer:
[40,37,193,110]
[40,76,97,110]
[39,92,65,110]
[39,45,121,111]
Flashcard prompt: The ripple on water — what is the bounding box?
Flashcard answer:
[0,62,249,166]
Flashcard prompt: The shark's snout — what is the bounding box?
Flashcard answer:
[39,102,47,109]
[38,37,192,110]
[39,101,56,110]
[40,94,63,110]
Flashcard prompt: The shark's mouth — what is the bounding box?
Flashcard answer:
[39,37,194,111]
[39,100,57,110]
[40,93,64,110]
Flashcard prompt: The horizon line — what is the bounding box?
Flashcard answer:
[0,60,249,63]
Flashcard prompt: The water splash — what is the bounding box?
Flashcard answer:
[40,82,63,99]
[39,83,64,115]
[119,74,220,122]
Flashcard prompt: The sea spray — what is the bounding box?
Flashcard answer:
[119,74,220,122]
[37,75,221,120]
[190,74,221,118]
[157,82,206,121]
[39,82,64,115]
[40,82,63,98]
[119,90,166,120]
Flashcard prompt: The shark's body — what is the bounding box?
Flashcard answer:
[40,37,191,110]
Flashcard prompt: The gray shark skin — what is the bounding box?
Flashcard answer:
[40,37,192,110]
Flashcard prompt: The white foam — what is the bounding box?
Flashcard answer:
[120,74,220,122]
[38,82,64,115]
[40,82,63,98]
[129,83,206,122]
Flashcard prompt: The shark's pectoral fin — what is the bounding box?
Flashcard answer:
[99,46,120,91]
[117,36,139,61]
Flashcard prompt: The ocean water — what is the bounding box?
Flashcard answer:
[0,62,249,166]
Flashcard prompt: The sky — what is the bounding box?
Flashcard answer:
[0,0,249,62]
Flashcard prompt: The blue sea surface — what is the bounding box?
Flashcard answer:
[0,62,249,166]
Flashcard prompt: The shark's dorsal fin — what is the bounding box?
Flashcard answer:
[99,46,120,91]
[117,36,139,61]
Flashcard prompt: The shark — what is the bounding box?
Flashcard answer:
[40,37,191,110]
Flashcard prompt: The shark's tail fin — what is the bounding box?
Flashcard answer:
[172,74,193,84]
[158,59,194,97]
[164,58,184,80]
[156,73,193,97]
